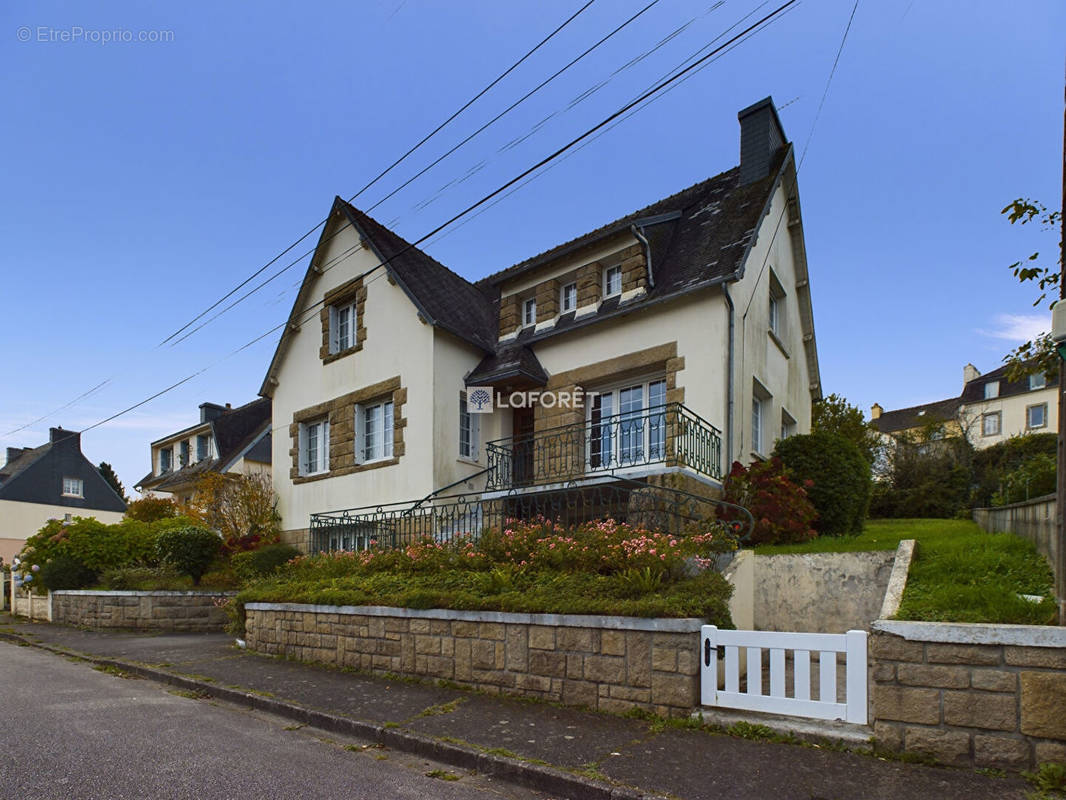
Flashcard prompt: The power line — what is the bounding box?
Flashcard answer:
[157,0,596,348]
[75,0,798,437]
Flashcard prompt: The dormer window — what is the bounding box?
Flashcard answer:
[984,381,999,400]
[523,298,537,327]
[329,300,358,354]
[196,433,211,461]
[179,440,190,468]
[603,265,622,298]
[62,477,83,498]
[1029,373,1047,391]
[159,447,172,474]
[561,282,577,313]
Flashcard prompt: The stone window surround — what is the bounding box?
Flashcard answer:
[319,276,368,364]
[497,237,647,340]
[289,376,407,485]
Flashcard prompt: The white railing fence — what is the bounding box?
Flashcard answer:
[700,625,868,725]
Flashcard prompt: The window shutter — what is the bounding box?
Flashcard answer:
[298,424,307,475]
[354,405,365,464]
[471,412,480,460]
[384,401,394,458]
[322,419,330,470]
[329,306,339,353]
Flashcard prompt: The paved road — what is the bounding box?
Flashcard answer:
[0,641,550,800]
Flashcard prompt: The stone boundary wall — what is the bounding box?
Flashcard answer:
[51,590,234,632]
[870,620,1066,770]
[973,495,1059,590]
[245,603,701,716]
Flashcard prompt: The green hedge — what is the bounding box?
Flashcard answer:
[773,432,870,537]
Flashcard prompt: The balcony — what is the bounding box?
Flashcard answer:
[308,478,749,553]
[485,402,722,491]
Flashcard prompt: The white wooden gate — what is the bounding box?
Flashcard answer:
[700,626,868,725]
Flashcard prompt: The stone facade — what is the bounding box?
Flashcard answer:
[245,603,701,716]
[51,590,234,632]
[870,621,1066,770]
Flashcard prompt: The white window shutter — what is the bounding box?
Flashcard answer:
[298,424,307,475]
[329,306,339,353]
[472,412,480,460]
[322,419,330,470]
[354,405,365,464]
[384,401,394,458]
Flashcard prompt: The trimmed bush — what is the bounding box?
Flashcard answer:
[773,433,870,537]
[155,526,221,585]
[721,458,818,545]
[38,555,97,591]
[231,544,301,581]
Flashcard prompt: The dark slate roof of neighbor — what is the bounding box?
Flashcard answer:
[959,363,1058,404]
[342,202,499,353]
[0,429,127,511]
[136,398,271,492]
[874,397,963,434]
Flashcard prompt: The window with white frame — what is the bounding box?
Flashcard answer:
[357,400,394,463]
[780,409,796,441]
[560,282,577,313]
[588,378,666,469]
[984,381,999,400]
[981,412,1001,437]
[459,392,480,460]
[1027,403,1047,429]
[1029,373,1047,391]
[196,433,211,461]
[522,298,537,327]
[159,447,172,474]
[62,477,83,497]
[751,380,772,455]
[768,271,786,338]
[300,418,330,475]
[603,265,622,297]
[329,300,359,354]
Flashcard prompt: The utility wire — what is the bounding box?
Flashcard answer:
[75,0,798,437]
[157,0,595,348]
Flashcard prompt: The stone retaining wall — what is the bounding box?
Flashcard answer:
[52,590,234,632]
[870,620,1066,770]
[245,603,701,716]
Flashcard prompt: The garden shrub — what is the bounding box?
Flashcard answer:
[990,452,1056,506]
[231,543,301,581]
[155,525,221,585]
[125,495,179,523]
[38,555,97,591]
[971,433,1056,507]
[98,566,186,591]
[233,517,738,632]
[721,458,817,545]
[773,433,871,537]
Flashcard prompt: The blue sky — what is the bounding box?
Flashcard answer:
[2,0,1063,492]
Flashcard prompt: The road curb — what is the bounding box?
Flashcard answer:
[0,630,665,800]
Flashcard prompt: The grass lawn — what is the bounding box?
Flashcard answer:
[754,519,1058,625]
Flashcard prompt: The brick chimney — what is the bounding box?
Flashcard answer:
[738,96,787,186]
[963,363,981,387]
[870,403,883,421]
[49,427,80,448]
[5,446,28,464]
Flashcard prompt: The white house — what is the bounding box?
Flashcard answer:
[259,97,821,551]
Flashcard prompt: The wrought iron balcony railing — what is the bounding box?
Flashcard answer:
[485,403,721,491]
[307,478,752,554]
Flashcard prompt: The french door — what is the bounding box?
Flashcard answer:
[588,378,667,471]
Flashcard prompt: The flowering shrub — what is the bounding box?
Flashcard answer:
[721,458,818,545]
[236,517,737,627]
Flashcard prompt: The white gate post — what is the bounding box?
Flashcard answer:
[845,629,868,724]
[700,625,718,706]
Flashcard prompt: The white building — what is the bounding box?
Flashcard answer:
[259,97,822,550]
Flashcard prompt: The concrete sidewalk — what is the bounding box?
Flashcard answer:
[0,615,1030,800]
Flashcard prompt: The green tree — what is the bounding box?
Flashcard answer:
[1001,198,1062,381]
[811,393,881,465]
[97,462,127,503]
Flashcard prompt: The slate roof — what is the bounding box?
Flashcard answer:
[874,398,962,434]
[465,343,550,386]
[136,398,271,492]
[342,202,499,353]
[959,363,1058,404]
[0,444,51,487]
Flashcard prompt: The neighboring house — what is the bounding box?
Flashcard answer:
[873,362,1058,449]
[0,427,127,563]
[135,399,272,503]
[260,96,821,551]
